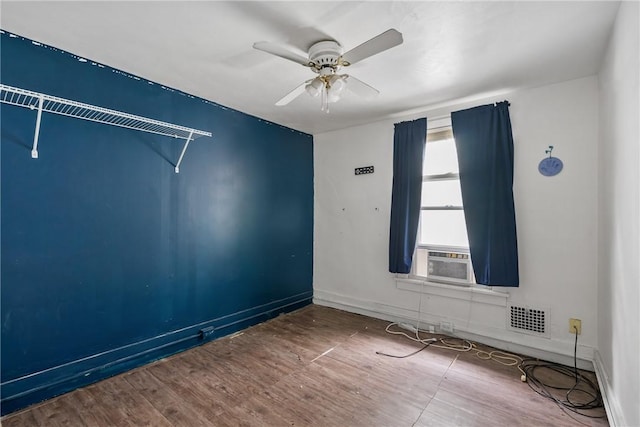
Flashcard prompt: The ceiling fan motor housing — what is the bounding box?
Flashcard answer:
[308,41,343,70]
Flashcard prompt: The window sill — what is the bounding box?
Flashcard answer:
[395,275,509,307]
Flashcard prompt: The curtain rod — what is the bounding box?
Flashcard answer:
[387,88,515,121]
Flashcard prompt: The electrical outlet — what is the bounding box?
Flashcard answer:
[199,326,215,339]
[569,318,582,335]
[439,321,454,334]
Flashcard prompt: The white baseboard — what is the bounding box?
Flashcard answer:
[314,289,595,370]
[592,350,625,426]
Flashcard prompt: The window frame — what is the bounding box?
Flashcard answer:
[410,122,473,284]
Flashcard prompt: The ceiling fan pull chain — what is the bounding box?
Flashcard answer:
[322,86,329,113]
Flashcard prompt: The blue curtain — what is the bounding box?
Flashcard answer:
[451,101,519,286]
[389,118,427,274]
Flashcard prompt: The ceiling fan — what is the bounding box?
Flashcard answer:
[253,29,403,112]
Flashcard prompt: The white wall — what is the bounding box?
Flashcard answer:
[314,76,600,367]
[597,2,639,426]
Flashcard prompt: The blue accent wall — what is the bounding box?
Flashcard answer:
[0,32,313,414]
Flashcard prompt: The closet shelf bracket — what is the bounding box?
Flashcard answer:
[0,83,212,173]
[31,94,44,159]
[174,131,193,174]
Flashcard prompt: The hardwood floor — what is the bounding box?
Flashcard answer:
[2,305,608,426]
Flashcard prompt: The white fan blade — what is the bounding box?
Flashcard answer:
[341,29,403,66]
[343,75,379,99]
[253,41,310,66]
[275,80,312,106]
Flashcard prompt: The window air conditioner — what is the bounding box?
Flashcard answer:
[427,251,474,285]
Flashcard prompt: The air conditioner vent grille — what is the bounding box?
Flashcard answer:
[425,250,473,285]
[509,305,546,334]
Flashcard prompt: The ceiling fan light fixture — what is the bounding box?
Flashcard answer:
[326,76,345,104]
[305,77,323,97]
[327,90,341,104]
[328,75,346,95]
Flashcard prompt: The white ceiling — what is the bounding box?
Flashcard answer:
[0,1,620,134]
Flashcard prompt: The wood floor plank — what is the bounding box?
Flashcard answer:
[85,376,172,426]
[188,346,272,398]
[65,388,117,426]
[144,357,233,418]
[438,364,606,426]
[1,407,42,427]
[311,355,426,425]
[123,368,214,426]
[19,404,52,427]
[222,331,308,375]
[21,390,109,427]
[244,326,320,363]
[327,328,454,377]
[415,388,554,427]
[266,365,365,426]
[219,391,303,427]
[1,305,609,427]
[199,335,293,388]
[153,348,251,410]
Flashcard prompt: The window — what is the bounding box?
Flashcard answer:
[412,123,471,281]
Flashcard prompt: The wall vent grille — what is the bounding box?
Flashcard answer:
[507,304,548,336]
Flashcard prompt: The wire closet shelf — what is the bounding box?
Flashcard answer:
[0,83,212,173]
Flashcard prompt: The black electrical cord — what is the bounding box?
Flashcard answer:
[376,341,433,359]
[518,327,606,419]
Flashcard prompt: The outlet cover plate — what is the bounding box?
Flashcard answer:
[569,318,582,335]
[439,321,453,333]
